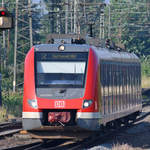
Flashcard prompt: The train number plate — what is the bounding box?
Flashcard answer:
[54,101,65,108]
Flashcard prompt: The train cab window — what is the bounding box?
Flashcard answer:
[35,52,88,88]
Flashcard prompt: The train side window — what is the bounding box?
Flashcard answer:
[116,64,119,112]
[112,63,115,112]
[131,65,134,107]
[135,64,138,104]
[127,64,130,109]
[134,64,136,104]
[107,63,110,114]
[138,64,141,103]
[101,61,105,115]
[129,63,132,108]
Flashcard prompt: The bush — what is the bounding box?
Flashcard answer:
[141,56,150,77]
[0,107,7,122]
[2,91,23,117]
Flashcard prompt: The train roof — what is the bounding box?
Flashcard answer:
[92,46,140,63]
[34,44,90,52]
[34,44,140,63]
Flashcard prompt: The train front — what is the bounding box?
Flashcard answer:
[22,44,100,139]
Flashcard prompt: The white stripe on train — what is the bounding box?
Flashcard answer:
[22,112,100,119]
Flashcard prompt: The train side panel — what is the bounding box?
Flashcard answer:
[76,48,101,130]
[98,52,142,125]
[22,47,42,130]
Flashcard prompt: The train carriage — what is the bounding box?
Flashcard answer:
[22,40,142,139]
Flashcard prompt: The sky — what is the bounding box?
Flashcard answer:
[105,0,110,4]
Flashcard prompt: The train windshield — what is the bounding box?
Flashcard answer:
[35,52,88,88]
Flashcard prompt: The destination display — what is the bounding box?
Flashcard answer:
[36,52,88,61]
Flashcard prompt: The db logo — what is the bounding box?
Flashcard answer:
[54,101,65,108]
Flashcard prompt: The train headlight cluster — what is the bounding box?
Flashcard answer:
[28,99,38,109]
[83,100,93,108]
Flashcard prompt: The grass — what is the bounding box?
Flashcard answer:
[142,76,150,88]
[0,107,7,122]
[112,143,142,150]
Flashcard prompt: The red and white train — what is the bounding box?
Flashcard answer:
[22,39,142,138]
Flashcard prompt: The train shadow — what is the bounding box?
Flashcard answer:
[111,121,150,149]
[86,120,150,150]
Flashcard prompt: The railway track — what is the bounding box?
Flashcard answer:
[0,95,149,150]
[142,88,150,96]
[0,119,22,138]
[2,103,150,150]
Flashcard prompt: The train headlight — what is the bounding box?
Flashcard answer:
[28,99,38,109]
[83,100,93,108]
[58,45,65,51]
